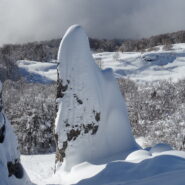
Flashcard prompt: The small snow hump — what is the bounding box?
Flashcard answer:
[55,25,139,171]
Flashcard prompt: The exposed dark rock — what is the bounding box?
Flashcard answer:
[92,125,99,135]
[74,94,83,105]
[54,133,58,142]
[93,110,101,122]
[56,122,99,164]
[83,124,92,134]
[83,124,90,134]
[77,99,83,105]
[0,92,3,112]
[67,129,81,141]
[7,160,24,179]
[95,112,101,122]
[64,119,70,127]
[57,79,68,99]
[56,140,68,163]
[83,123,99,135]
[0,124,5,143]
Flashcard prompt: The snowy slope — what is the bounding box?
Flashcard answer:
[94,45,185,83]
[17,43,185,84]
[17,60,57,83]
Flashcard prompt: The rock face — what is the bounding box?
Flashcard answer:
[55,25,139,170]
[0,82,31,185]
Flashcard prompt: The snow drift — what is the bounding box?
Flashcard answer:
[0,81,31,185]
[55,25,139,170]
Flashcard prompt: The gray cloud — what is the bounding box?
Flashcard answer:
[0,0,185,45]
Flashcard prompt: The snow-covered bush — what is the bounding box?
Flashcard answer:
[119,78,185,150]
[2,80,56,154]
[0,54,20,82]
[2,71,185,155]
[0,81,31,185]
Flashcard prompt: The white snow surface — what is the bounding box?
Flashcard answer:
[17,43,185,84]
[94,47,185,83]
[21,149,185,185]
[55,25,139,170]
[21,154,55,185]
[17,60,57,83]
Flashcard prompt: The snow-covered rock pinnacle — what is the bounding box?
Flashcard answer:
[55,25,139,170]
[0,81,31,185]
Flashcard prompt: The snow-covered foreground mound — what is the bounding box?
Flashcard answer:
[55,25,139,170]
[77,154,185,185]
[21,148,185,185]
[0,82,31,185]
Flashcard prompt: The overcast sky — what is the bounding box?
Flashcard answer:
[0,0,185,45]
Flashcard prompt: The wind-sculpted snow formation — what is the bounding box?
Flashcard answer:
[55,25,139,170]
[0,81,31,185]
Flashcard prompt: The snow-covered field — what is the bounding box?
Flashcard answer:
[21,154,55,184]
[17,60,57,83]
[17,43,185,84]
[94,44,185,83]
[21,147,185,185]
[17,26,185,185]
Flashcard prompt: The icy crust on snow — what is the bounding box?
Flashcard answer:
[55,25,139,170]
[0,81,31,185]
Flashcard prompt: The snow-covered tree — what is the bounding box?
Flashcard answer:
[3,80,56,154]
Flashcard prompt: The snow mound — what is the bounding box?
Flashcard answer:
[125,149,151,162]
[55,25,139,170]
[21,149,185,185]
[76,154,185,185]
[0,81,31,185]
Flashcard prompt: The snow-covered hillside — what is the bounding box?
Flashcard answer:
[94,44,185,82]
[17,43,185,84]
